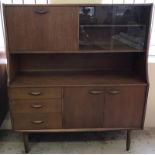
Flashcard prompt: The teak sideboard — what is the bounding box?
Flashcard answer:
[3,3,152,153]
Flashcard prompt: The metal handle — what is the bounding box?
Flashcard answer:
[31,104,43,108]
[29,92,41,96]
[89,90,104,95]
[34,9,48,14]
[32,120,44,124]
[108,90,120,95]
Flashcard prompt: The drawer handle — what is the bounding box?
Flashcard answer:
[34,9,48,14]
[108,90,120,95]
[89,90,104,95]
[31,104,43,108]
[32,120,44,124]
[29,92,41,96]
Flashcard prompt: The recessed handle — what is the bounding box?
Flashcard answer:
[34,9,49,14]
[89,90,104,95]
[31,104,43,108]
[108,90,120,95]
[29,92,41,96]
[31,120,44,124]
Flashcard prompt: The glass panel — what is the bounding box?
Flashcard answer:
[79,25,146,50]
[111,26,146,50]
[80,6,148,25]
[80,27,112,50]
[79,6,148,51]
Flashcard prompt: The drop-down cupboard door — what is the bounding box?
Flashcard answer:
[5,6,79,52]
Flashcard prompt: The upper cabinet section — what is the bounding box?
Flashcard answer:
[4,4,152,53]
[4,6,79,52]
[79,5,151,52]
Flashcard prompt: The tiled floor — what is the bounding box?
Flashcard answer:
[0,114,155,154]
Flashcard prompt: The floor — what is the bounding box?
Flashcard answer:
[0,114,155,154]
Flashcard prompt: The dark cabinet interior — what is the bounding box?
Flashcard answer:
[8,52,147,87]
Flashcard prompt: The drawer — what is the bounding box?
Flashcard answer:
[9,87,62,99]
[10,99,62,113]
[12,113,62,130]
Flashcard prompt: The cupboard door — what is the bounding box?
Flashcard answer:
[64,87,105,128]
[104,86,146,128]
[5,6,79,51]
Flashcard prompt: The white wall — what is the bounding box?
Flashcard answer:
[145,63,155,128]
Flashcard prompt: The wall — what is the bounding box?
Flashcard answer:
[145,63,155,128]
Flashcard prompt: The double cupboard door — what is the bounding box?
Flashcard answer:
[63,86,146,129]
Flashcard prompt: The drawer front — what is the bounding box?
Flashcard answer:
[12,113,62,130]
[11,99,62,113]
[9,87,62,99]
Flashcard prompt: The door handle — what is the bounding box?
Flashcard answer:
[31,120,44,124]
[29,92,41,96]
[89,90,104,95]
[34,9,49,14]
[108,90,120,95]
[31,104,43,108]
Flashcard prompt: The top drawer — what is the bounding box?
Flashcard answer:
[4,6,79,52]
[9,87,62,99]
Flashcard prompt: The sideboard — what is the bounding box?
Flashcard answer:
[3,3,152,153]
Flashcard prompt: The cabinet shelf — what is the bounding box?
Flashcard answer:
[80,24,146,27]
[10,71,146,87]
[10,49,144,54]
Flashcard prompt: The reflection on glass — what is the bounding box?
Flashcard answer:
[79,6,148,51]
[80,7,97,25]
[112,26,146,50]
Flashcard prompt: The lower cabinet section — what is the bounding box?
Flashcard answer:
[12,113,62,130]
[63,86,146,129]
[9,85,146,131]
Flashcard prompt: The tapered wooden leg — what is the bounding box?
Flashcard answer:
[23,133,29,153]
[126,130,131,151]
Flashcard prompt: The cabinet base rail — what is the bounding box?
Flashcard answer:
[22,129,131,153]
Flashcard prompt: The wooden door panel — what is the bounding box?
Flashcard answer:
[104,86,146,128]
[64,87,105,128]
[5,6,79,51]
